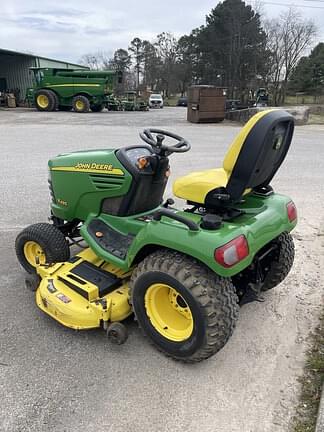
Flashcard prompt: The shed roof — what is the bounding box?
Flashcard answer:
[0,48,87,69]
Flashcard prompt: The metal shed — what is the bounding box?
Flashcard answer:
[0,48,88,102]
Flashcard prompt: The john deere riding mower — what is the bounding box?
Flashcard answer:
[16,109,297,363]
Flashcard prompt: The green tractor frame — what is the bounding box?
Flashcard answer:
[16,109,297,363]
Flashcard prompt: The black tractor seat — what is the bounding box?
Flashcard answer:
[173,109,294,209]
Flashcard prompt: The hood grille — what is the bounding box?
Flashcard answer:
[48,179,55,201]
[90,174,124,190]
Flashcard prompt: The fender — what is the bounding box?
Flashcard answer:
[81,193,296,277]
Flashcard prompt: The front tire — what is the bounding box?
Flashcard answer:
[130,250,239,363]
[15,223,70,273]
[34,90,57,112]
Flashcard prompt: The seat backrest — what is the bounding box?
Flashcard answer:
[222,109,294,201]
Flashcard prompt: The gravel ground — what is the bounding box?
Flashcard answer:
[0,107,323,432]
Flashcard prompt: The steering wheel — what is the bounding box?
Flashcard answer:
[139,128,191,155]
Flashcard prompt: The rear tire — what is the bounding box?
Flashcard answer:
[232,232,295,297]
[15,223,70,274]
[130,250,239,363]
[72,95,90,113]
[34,90,57,112]
[261,232,295,291]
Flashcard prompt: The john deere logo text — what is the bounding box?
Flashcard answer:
[57,198,68,206]
[75,163,114,171]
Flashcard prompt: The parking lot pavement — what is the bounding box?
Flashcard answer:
[0,107,323,432]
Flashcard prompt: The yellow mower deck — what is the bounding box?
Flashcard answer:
[36,248,132,330]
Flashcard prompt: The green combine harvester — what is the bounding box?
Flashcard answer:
[29,68,123,113]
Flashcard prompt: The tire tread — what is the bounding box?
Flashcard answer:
[15,223,70,273]
[262,232,295,291]
[130,249,239,363]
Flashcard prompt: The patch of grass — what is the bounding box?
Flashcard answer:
[285,95,324,105]
[292,313,324,432]
[308,114,324,125]
[164,97,179,107]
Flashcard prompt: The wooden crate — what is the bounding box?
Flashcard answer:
[6,94,16,108]
[187,85,225,123]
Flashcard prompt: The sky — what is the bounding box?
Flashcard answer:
[1,0,324,64]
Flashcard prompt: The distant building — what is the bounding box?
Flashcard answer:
[0,48,88,101]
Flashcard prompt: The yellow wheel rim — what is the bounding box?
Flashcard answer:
[23,241,46,267]
[144,283,193,342]
[37,95,49,109]
[75,100,85,111]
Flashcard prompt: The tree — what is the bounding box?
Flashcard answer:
[155,32,179,96]
[194,0,267,98]
[141,40,161,90]
[79,52,112,70]
[106,49,133,92]
[78,1,317,101]
[176,35,196,94]
[265,9,316,105]
[289,43,324,96]
[129,37,144,89]
[110,49,132,72]
[79,53,100,70]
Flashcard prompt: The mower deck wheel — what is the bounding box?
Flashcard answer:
[130,249,239,363]
[15,223,70,273]
[25,273,41,292]
[107,322,128,345]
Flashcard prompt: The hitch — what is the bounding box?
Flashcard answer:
[240,258,266,305]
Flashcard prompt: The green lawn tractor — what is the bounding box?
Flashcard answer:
[15,109,297,363]
[121,91,137,111]
[121,91,148,111]
[106,94,122,111]
[254,87,269,107]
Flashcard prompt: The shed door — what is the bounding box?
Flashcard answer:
[0,78,7,91]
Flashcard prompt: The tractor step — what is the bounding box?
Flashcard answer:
[87,219,134,259]
[60,260,122,300]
